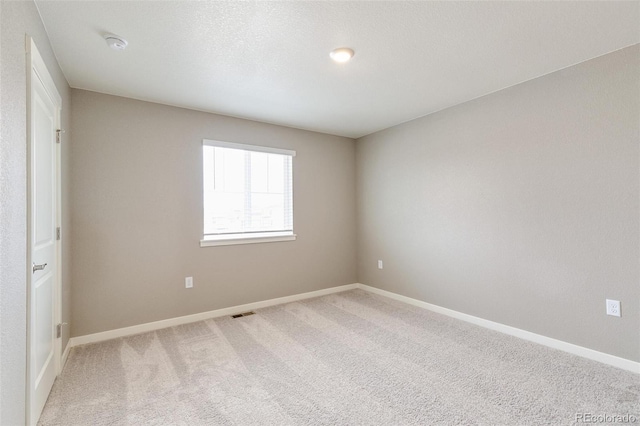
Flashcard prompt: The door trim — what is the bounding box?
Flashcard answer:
[26,35,63,426]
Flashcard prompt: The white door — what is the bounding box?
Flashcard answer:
[27,37,62,425]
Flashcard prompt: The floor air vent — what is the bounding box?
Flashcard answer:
[231,311,255,318]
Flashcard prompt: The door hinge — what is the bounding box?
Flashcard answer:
[56,227,61,240]
[56,322,68,338]
[56,129,64,144]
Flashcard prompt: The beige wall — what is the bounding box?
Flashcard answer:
[356,45,640,362]
[70,90,357,337]
[0,1,72,424]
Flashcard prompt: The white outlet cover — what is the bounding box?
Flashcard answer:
[377,260,383,269]
[606,299,620,317]
[185,277,193,288]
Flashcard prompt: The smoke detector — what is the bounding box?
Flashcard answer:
[104,34,128,51]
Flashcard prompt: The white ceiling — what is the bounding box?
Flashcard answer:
[36,1,639,139]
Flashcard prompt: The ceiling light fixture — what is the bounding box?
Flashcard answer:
[104,34,128,51]
[330,47,354,63]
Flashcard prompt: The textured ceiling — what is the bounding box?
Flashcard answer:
[36,1,639,138]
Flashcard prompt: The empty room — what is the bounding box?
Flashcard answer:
[1,1,639,425]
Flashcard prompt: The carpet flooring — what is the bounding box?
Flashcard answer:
[40,289,639,425]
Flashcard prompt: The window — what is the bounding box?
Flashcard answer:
[201,139,296,247]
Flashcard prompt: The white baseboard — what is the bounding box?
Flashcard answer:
[68,281,638,374]
[356,283,640,374]
[69,283,358,347]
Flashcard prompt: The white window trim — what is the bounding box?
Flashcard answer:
[203,139,296,157]
[200,232,296,247]
[201,139,296,247]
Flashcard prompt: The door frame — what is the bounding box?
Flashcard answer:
[26,35,63,426]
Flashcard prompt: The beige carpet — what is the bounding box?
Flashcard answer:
[40,289,639,425]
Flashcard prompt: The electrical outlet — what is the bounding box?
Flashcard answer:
[606,299,620,317]
[185,277,193,289]
[378,260,383,270]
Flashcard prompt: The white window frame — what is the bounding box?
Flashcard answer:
[200,139,296,247]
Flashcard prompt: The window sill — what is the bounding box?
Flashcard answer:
[200,232,296,247]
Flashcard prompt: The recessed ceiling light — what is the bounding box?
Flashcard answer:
[104,34,128,51]
[330,47,354,63]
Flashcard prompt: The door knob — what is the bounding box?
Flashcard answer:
[32,263,47,273]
